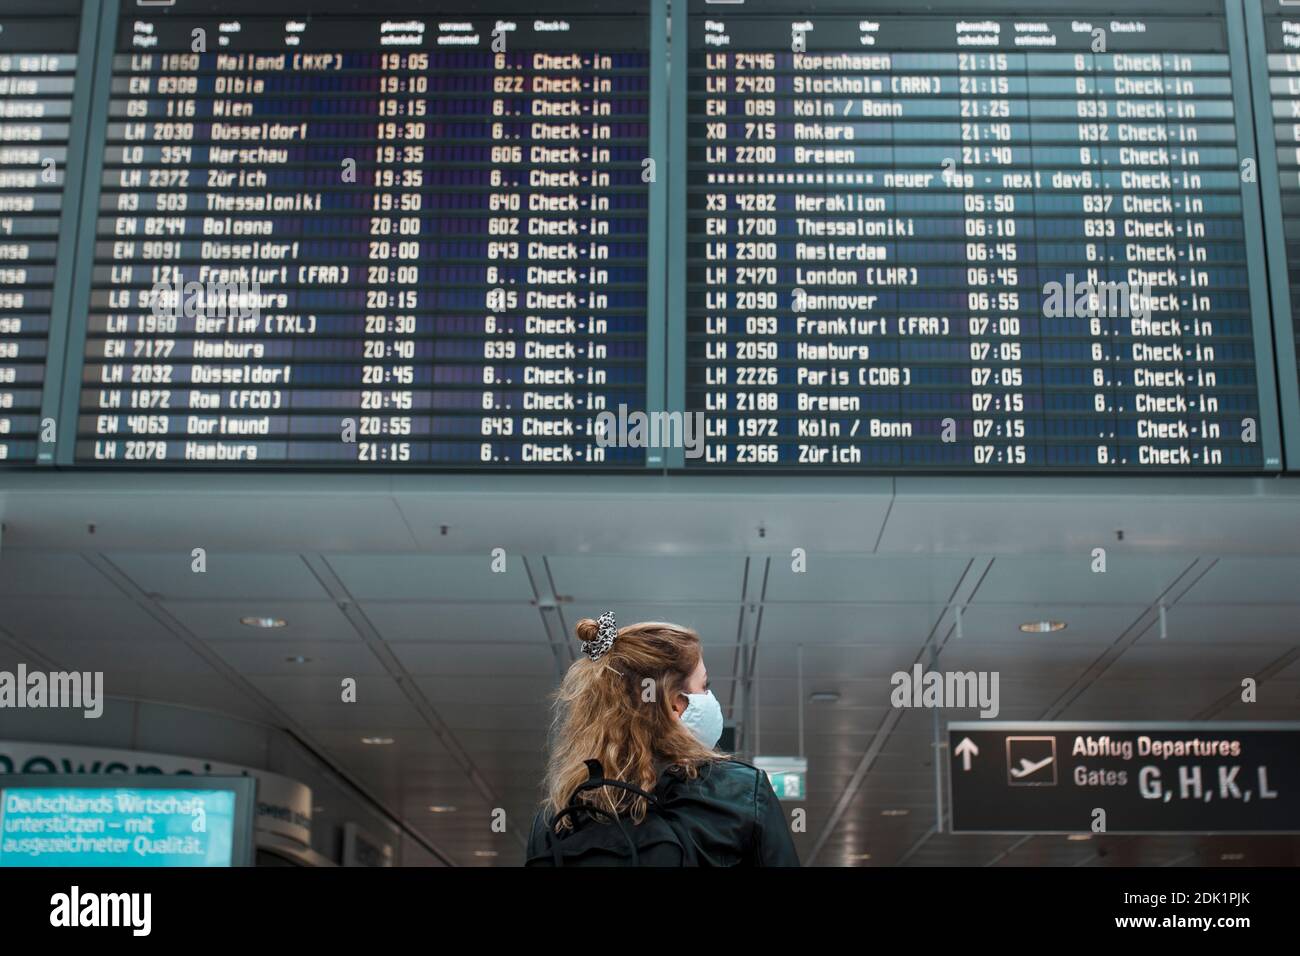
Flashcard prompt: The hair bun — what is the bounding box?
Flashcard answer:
[575,618,600,644]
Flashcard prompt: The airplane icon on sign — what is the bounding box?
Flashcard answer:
[1010,755,1055,779]
[1005,736,1058,786]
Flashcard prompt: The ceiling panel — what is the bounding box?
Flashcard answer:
[280,701,431,731]
[97,683,267,724]
[209,639,388,677]
[130,707,274,768]
[742,677,895,708]
[1056,696,1207,720]
[1066,678,1236,709]
[0,551,120,598]
[1202,702,1300,720]
[547,555,747,602]
[396,641,555,678]
[693,642,744,680]
[106,552,328,600]
[32,637,214,675]
[757,643,935,676]
[750,705,892,736]
[868,752,938,774]
[416,675,556,705]
[163,599,358,641]
[0,490,417,552]
[878,481,1300,554]
[758,603,942,645]
[1108,642,1295,679]
[972,556,1193,605]
[453,729,548,754]
[1260,679,1300,704]
[1139,604,1300,644]
[246,674,412,706]
[440,703,551,732]
[957,603,1141,643]
[1179,558,1300,604]
[0,643,27,670]
[763,556,973,604]
[934,641,1105,675]
[391,484,894,553]
[559,604,742,647]
[745,731,878,757]
[1274,656,1300,679]
[362,601,544,643]
[325,554,537,602]
[0,697,138,747]
[0,597,178,642]
[311,729,449,757]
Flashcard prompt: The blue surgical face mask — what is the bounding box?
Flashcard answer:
[679,690,724,749]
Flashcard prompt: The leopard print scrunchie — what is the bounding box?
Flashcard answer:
[582,610,618,661]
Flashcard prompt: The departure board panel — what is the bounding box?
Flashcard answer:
[1251,0,1300,468]
[77,0,658,468]
[0,0,83,463]
[679,0,1280,471]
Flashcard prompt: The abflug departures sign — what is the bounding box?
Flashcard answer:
[947,722,1300,833]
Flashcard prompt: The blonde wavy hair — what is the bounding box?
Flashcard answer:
[543,618,723,829]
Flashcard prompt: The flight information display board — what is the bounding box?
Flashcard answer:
[0,0,84,463]
[73,0,659,468]
[1248,0,1300,468]
[677,0,1282,471]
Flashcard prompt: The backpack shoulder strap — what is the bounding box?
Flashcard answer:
[572,759,660,805]
[544,760,659,866]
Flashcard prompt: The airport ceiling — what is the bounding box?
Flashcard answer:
[0,472,1297,866]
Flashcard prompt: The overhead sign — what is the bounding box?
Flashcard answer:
[0,777,254,867]
[948,722,1300,833]
[0,741,312,848]
[342,822,393,868]
[754,756,807,801]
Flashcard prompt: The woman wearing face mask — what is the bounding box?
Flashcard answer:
[525,613,800,866]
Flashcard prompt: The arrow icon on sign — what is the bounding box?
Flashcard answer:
[954,737,979,771]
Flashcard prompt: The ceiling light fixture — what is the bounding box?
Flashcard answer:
[285,655,311,664]
[1067,834,1092,841]
[1019,620,1067,633]
[808,691,840,703]
[880,809,910,817]
[473,850,499,858]
[360,736,394,746]
[428,805,458,814]
[241,616,287,629]
[849,852,872,861]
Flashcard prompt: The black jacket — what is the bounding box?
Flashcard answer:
[526,759,800,866]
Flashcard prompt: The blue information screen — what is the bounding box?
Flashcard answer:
[74,0,656,469]
[0,786,238,867]
[682,0,1280,471]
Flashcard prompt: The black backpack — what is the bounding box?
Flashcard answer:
[527,759,687,866]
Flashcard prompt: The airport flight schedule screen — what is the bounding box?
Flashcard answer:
[79,0,653,468]
[1260,0,1300,433]
[684,0,1270,470]
[0,0,83,463]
